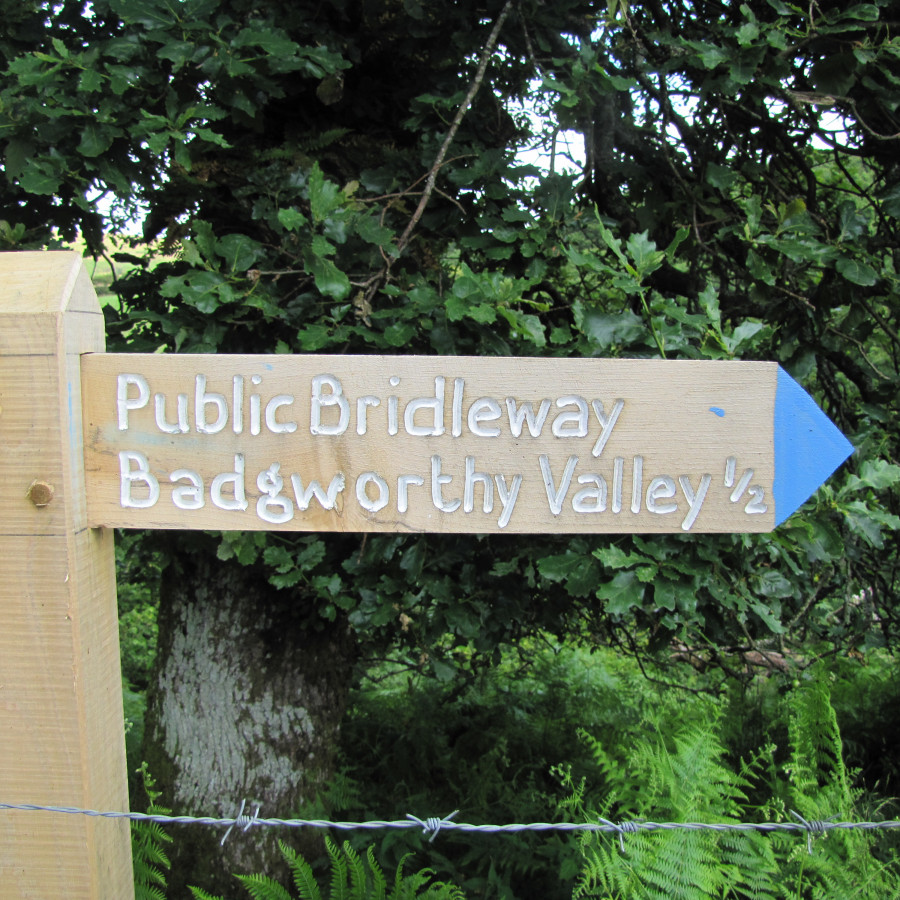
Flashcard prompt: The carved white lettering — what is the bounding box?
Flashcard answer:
[170,469,203,510]
[612,457,624,513]
[119,450,159,508]
[265,395,296,434]
[430,455,460,512]
[463,456,493,514]
[451,377,465,437]
[590,399,624,457]
[539,454,578,515]
[195,375,227,434]
[356,396,380,435]
[505,397,551,438]
[233,375,244,434]
[494,473,522,528]
[249,375,262,436]
[117,374,149,430]
[730,468,754,503]
[211,454,248,511]
[573,474,607,513]
[646,476,677,514]
[310,374,350,435]
[356,472,389,513]
[388,376,400,435]
[397,474,425,513]
[405,377,446,436]
[257,463,293,524]
[724,456,736,488]
[631,455,643,514]
[468,397,502,437]
[678,473,711,531]
[154,393,189,434]
[745,485,768,514]
[552,396,588,438]
[290,472,345,511]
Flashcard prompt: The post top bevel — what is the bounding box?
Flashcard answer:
[0,251,98,316]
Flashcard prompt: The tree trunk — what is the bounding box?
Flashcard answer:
[142,540,356,897]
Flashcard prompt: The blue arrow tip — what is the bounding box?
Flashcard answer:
[773,366,854,526]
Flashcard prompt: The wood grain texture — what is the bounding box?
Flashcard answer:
[83,354,778,533]
[0,252,133,898]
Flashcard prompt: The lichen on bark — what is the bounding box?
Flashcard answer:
[142,538,356,896]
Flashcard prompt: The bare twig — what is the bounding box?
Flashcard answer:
[827,326,893,380]
[857,293,900,349]
[393,0,515,260]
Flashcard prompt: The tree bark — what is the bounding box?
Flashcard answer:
[142,540,356,896]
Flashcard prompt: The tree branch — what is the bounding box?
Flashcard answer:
[392,0,515,260]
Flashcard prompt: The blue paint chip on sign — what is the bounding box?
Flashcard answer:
[710,407,726,417]
[773,366,854,526]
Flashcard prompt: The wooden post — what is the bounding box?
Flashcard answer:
[0,253,133,897]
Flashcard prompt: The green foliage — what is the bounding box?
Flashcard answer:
[569,716,780,899]
[188,838,465,900]
[115,529,163,804]
[266,646,897,900]
[123,684,148,806]
[119,647,900,899]
[132,764,173,900]
[116,530,162,691]
[326,643,642,899]
[563,674,900,899]
[6,0,900,674]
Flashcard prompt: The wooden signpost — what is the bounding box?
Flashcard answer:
[82,352,852,535]
[1,251,854,897]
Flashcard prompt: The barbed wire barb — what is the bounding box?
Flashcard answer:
[220,799,262,846]
[790,810,833,855]
[406,810,459,843]
[598,817,641,853]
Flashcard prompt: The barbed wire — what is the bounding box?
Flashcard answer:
[2,801,899,853]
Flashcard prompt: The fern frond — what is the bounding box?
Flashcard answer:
[366,845,387,900]
[281,840,322,900]
[135,885,168,900]
[131,765,174,899]
[213,839,466,900]
[134,822,173,867]
[235,872,294,900]
[788,677,855,811]
[421,882,467,900]
[389,854,434,900]
[188,887,225,900]
[132,856,169,889]
[572,701,788,900]
[337,841,367,900]
[718,831,779,900]
[326,836,349,900]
